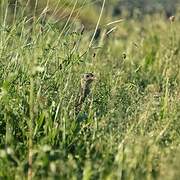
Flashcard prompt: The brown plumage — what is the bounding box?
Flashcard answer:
[75,73,96,115]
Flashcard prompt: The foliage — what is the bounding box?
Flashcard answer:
[113,0,180,17]
[0,1,180,179]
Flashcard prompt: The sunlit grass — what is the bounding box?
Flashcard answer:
[0,1,180,179]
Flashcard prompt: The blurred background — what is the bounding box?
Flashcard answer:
[2,0,180,27]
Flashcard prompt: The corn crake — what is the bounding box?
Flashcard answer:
[75,73,96,116]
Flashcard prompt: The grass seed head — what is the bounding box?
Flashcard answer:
[169,16,175,22]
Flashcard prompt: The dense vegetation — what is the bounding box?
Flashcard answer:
[0,0,180,179]
[113,0,179,17]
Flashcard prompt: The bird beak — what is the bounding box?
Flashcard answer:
[91,75,96,80]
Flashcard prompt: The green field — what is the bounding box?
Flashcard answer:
[0,1,180,179]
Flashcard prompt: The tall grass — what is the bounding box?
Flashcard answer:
[0,1,180,179]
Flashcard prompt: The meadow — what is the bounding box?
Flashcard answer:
[0,1,180,179]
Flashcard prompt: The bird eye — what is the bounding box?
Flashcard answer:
[86,75,89,78]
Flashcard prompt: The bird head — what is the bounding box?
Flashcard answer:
[81,73,96,88]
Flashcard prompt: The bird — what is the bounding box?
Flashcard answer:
[75,73,96,117]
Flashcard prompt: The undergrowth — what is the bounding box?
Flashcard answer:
[0,1,180,179]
